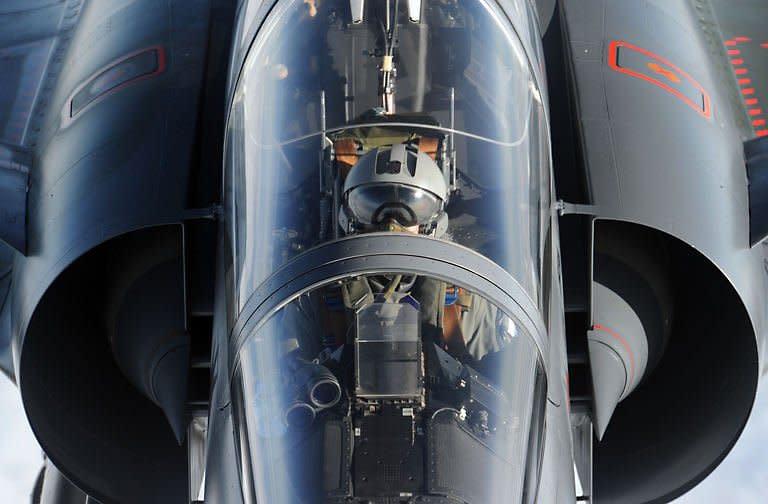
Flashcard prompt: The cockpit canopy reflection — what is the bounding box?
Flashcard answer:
[233,272,546,503]
[225,0,550,313]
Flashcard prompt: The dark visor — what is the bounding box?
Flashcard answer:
[346,184,443,227]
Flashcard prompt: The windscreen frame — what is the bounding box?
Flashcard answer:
[229,233,547,376]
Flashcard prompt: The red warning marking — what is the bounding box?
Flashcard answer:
[762,43,768,49]
[593,323,636,385]
[746,98,759,106]
[738,78,752,85]
[734,36,752,43]
[735,68,749,75]
[63,46,166,125]
[743,88,756,95]
[732,58,744,65]
[608,40,711,118]
[647,62,681,83]
[727,49,741,55]
[725,40,737,46]
[749,109,763,116]
[754,119,766,127]
[757,130,768,137]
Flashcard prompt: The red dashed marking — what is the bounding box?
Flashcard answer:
[723,37,765,139]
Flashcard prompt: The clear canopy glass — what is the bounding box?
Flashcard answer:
[233,272,546,504]
[224,0,551,313]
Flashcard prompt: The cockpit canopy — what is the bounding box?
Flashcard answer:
[224,2,550,501]
[233,272,546,503]
[225,0,551,313]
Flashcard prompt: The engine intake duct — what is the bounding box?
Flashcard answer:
[589,221,673,439]
[19,227,188,503]
[108,249,190,444]
[588,222,758,503]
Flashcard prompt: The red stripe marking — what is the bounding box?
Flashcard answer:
[746,98,759,106]
[757,130,768,137]
[762,43,768,49]
[749,108,763,116]
[593,324,636,385]
[734,36,752,43]
[743,88,756,95]
[608,40,711,118]
[753,119,766,127]
[725,40,737,46]
[735,68,749,75]
[732,58,744,65]
[728,49,741,55]
[739,78,752,85]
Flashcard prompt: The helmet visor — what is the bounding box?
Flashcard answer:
[346,184,443,227]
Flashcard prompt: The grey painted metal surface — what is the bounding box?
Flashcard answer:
[561,0,765,502]
[0,143,29,254]
[0,0,216,502]
[562,0,765,339]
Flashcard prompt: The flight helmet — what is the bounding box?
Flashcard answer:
[339,143,449,237]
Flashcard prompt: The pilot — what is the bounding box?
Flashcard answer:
[282,139,508,363]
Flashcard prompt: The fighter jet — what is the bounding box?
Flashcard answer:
[1,0,767,502]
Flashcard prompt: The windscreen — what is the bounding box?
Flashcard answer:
[232,273,546,504]
[225,0,550,312]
